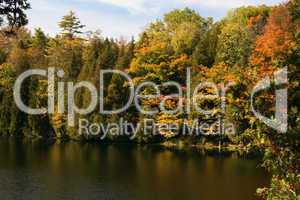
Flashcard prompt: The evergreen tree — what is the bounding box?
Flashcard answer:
[29,28,48,67]
[0,0,31,33]
[32,28,48,49]
[59,11,85,38]
[116,38,135,69]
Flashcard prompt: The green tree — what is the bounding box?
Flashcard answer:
[140,8,210,56]
[289,0,300,21]
[59,11,85,38]
[0,0,31,33]
[105,73,126,125]
[192,21,220,67]
[32,28,48,49]
[47,36,83,80]
[29,28,48,67]
[216,6,269,66]
[216,22,252,66]
[116,38,135,69]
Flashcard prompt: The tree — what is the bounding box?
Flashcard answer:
[116,38,135,69]
[250,4,300,199]
[0,0,31,33]
[139,8,210,56]
[32,28,48,49]
[59,11,85,38]
[250,5,295,74]
[47,36,84,80]
[28,28,48,67]
[216,22,252,66]
[289,0,300,21]
[192,22,220,67]
[216,6,270,67]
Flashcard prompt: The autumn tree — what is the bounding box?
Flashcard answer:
[216,6,269,66]
[250,4,300,199]
[0,6,298,199]
[250,5,296,75]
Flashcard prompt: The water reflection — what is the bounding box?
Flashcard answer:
[0,139,270,200]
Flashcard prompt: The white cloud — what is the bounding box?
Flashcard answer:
[93,0,161,14]
[184,0,249,9]
[92,0,283,14]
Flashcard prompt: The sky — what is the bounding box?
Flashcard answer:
[27,0,285,39]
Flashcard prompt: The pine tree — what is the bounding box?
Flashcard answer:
[32,28,48,49]
[115,39,135,69]
[59,11,85,38]
[0,0,31,33]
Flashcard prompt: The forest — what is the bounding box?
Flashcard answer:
[0,0,299,199]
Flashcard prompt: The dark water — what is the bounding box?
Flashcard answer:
[0,139,270,200]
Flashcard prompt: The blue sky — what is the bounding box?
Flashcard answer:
[27,0,285,39]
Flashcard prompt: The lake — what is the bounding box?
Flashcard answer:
[0,139,270,200]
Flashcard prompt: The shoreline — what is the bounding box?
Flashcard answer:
[0,134,265,158]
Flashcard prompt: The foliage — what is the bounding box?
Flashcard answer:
[59,11,85,38]
[0,5,298,199]
[216,6,270,66]
[0,0,31,33]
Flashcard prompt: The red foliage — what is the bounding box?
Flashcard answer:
[250,5,296,77]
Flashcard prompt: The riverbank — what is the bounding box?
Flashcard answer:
[157,140,264,158]
[0,134,265,158]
